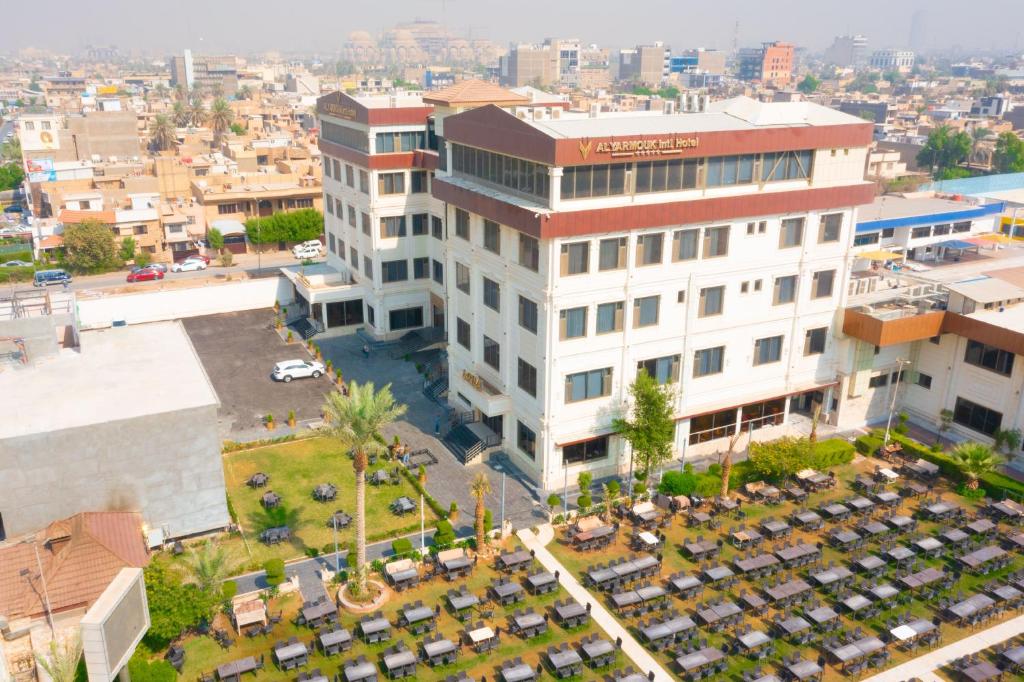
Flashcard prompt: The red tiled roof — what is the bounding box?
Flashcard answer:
[37,235,64,249]
[0,512,149,620]
[59,209,116,224]
[423,79,529,107]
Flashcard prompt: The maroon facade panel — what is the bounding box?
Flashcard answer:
[316,91,433,126]
[433,178,543,238]
[318,138,419,171]
[442,105,560,164]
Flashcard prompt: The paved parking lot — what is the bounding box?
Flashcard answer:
[182,309,332,438]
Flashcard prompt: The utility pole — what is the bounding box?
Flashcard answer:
[883,358,911,446]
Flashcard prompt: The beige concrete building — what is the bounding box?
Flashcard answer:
[618,43,671,86]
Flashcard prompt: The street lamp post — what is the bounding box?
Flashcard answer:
[883,358,911,446]
[19,539,54,635]
[332,516,340,575]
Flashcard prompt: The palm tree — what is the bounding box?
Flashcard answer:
[720,430,741,499]
[180,539,237,595]
[148,114,176,152]
[34,636,82,682]
[601,482,615,523]
[189,97,207,127]
[237,84,253,101]
[209,98,234,146]
[322,381,407,595]
[171,100,190,127]
[154,82,169,100]
[949,442,1003,490]
[970,127,992,170]
[471,473,492,554]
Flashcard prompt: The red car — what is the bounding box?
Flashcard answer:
[126,268,165,283]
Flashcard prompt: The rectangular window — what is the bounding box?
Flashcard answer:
[381,259,408,283]
[432,259,443,284]
[332,159,341,179]
[953,397,1003,436]
[519,234,539,272]
[455,262,470,294]
[348,206,357,228]
[702,225,730,258]
[596,301,624,334]
[350,247,358,266]
[326,194,334,214]
[598,237,626,270]
[560,242,590,275]
[380,216,407,238]
[410,170,428,193]
[328,232,336,253]
[812,270,835,299]
[693,346,724,377]
[932,223,951,236]
[953,221,971,233]
[779,217,805,248]
[638,355,680,384]
[760,149,813,182]
[560,307,587,340]
[361,212,371,235]
[483,277,500,311]
[565,368,613,402]
[882,227,895,238]
[911,226,931,239]
[773,275,797,305]
[915,372,933,390]
[519,296,538,333]
[672,229,699,261]
[854,232,880,246]
[517,421,536,459]
[819,213,842,243]
[456,318,471,349]
[366,304,375,327]
[345,165,354,187]
[754,335,783,365]
[455,208,470,240]
[217,203,238,214]
[411,213,428,235]
[452,143,551,202]
[698,286,724,317]
[868,374,888,388]
[359,170,369,193]
[804,327,827,355]
[517,359,537,397]
[636,233,664,266]
[964,340,1015,376]
[483,335,500,370]
[689,407,737,444]
[413,257,429,279]
[431,215,443,240]
[363,256,373,278]
[378,172,405,194]
[483,220,501,254]
[563,435,609,465]
[633,295,660,328]
[389,306,423,330]
[324,158,332,179]
[335,198,342,217]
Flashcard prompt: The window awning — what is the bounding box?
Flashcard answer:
[933,239,978,250]
[855,249,904,261]
[971,233,1013,244]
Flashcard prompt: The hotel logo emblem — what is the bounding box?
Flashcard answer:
[578,139,593,160]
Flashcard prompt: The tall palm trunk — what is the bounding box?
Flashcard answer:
[354,449,367,593]
[475,496,485,553]
[720,453,732,499]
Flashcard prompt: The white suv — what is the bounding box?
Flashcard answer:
[292,240,323,259]
[271,359,325,382]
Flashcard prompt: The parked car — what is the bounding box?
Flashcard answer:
[33,269,71,287]
[271,359,325,382]
[130,263,168,274]
[172,259,208,272]
[182,254,211,265]
[292,244,322,260]
[2,260,32,267]
[126,268,164,283]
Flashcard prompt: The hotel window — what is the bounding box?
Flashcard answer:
[964,340,1015,376]
[698,286,724,317]
[338,238,346,255]
[804,327,828,355]
[561,242,590,275]
[519,234,540,272]
[483,277,500,311]
[812,270,835,299]
[633,158,700,193]
[321,121,369,152]
[563,435,609,465]
[412,257,429,279]
[455,262,470,294]
[773,275,797,305]
[853,232,880,246]
[868,374,888,388]
[882,228,895,237]
[411,170,429,193]
[350,247,358,265]
[673,229,699,261]
[561,162,628,199]
[702,226,729,258]
[389,307,423,330]
[819,213,842,243]
[345,165,354,187]
[746,220,767,235]
[518,359,538,397]
[598,237,626,270]
[932,223,951,236]
[378,172,405,195]
[565,368,612,403]
[483,220,501,254]
[953,221,972,233]
[412,213,428,235]
[326,194,334,214]
[911,226,931,238]
[451,143,551,201]
[431,215,443,240]
[361,212,370,235]
[432,260,443,284]
[455,208,470,240]
[348,206,356,228]
[366,304,375,326]
[689,407,736,444]
[754,335,783,365]
[635,233,663,266]
[779,217,805,248]
[380,216,407,238]
[456,318,471,349]
[517,421,537,459]
[596,301,624,334]
[483,335,500,370]
[359,170,369,193]
[328,232,336,252]
[633,295,660,328]
[705,154,755,187]
[953,396,1002,436]
[560,306,587,340]
[915,372,933,390]
[376,130,426,153]
[332,159,340,179]
[363,256,373,278]
[519,296,538,333]
[638,354,680,384]
[693,346,724,377]
[218,203,239,214]
[760,149,813,182]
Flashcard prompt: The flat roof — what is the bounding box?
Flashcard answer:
[968,303,1024,334]
[0,321,219,440]
[947,277,1024,303]
[855,195,1004,232]
[351,93,426,109]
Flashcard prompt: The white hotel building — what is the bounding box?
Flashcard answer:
[312,83,876,491]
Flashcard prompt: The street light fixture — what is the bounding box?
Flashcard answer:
[883,358,912,447]
[19,538,54,636]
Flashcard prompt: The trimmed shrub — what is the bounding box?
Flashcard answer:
[577,494,593,509]
[434,519,456,547]
[659,468,697,496]
[264,558,285,587]
[221,580,237,601]
[392,537,414,555]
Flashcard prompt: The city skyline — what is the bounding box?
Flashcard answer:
[4,0,1024,56]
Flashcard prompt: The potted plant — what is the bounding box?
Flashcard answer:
[307,339,314,351]
[286,330,293,343]
[325,359,333,375]
[335,368,343,386]
[275,315,282,330]
[389,435,401,457]
[418,464,427,486]
[265,414,275,430]
[448,501,459,522]
[274,300,280,312]
[315,344,323,360]
[287,410,296,428]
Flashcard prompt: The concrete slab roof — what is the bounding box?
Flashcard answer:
[947,277,1024,303]
[0,321,219,439]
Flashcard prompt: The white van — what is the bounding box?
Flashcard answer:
[292,240,323,259]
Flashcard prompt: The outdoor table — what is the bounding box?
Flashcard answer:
[702,565,735,584]
[899,566,945,590]
[586,567,617,589]
[990,499,1024,520]
[632,554,660,575]
[989,584,1023,602]
[910,459,940,477]
[776,616,811,637]
[360,616,391,642]
[248,472,269,487]
[274,642,308,668]
[447,591,479,613]
[902,480,929,497]
[756,485,782,501]
[868,583,900,601]
[792,510,823,528]
[526,571,557,594]
[890,618,936,643]
[637,584,667,602]
[775,543,819,565]
[784,485,808,502]
[370,470,388,485]
[965,518,997,535]
[959,545,1007,570]
[491,580,524,604]
[512,611,546,636]
[886,514,915,532]
[441,554,473,575]
[676,647,724,673]
[847,496,875,513]
[260,526,290,544]
[877,467,900,481]
[547,648,583,677]
[635,530,661,550]
[737,630,771,652]
[884,545,916,563]
[302,600,337,627]
[741,592,768,612]
[611,591,641,610]
[731,528,764,547]
[854,554,886,573]
[946,594,995,620]
[642,615,696,645]
[668,574,702,596]
[914,537,944,556]
[1005,531,1024,549]
[683,539,719,559]
[1000,645,1024,670]
[580,638,616,665]
[319,628,353,655]
[401,604,435,627]
[717,497,739,512]
[689,511,712,527]
[574,524,615,547]
[750,675,782,682]
[785,659,822,680]
[923,501,958,520]
[960,661,1003,682]
[811,566,853,588]
[499,663,536,682]
[467,626,498,653]
[696,600,741,627]
[858,520,890,537]
[498,549,533,572]
[830,528,861,547]
[873,491,901,507]
[423,639,457,666]
[734,553,779,574]
[841,594,872,613]
[382,648,417,678]
[820,503,851,520]
[313,483,336,501]
[386,566,419,588]
[765,578,811,604]
[216,657,258,681]
[942,528,970,545]
[806,605,839,627]
[329,511,352,528]
[761,519,791,538]
[553,601,588,626]
[392,497,416,514]
[343,658,377,682]
[261,491,280,508]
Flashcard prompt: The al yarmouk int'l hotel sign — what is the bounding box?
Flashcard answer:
[579,136,700,160]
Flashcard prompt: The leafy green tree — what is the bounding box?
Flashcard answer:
[993,132,1024,173]
[631,85,654,96]
[0,162,25,191]
[143,561,215,648]
[993,428,1023,454]
[171,101,190,127]
[748,436,810,482]
[657,86,680,99]
[188,97,207,127]
[207,227,224,252]
[917,125,972,178]
[797,74,820,94]
[179,539,238,596]
[229,122,246,135]
[1,136,22,162]
[612,370,676,494]
[236,84,253,100]
[148,114,176,152]
[208,98,234,146]
[245,208,324,244]
[949,442,1003,490]
[34,636,82,682]
[118,236,137,262]
[658,467,698,496]
[321,381,407,595]
[63,218,117,273]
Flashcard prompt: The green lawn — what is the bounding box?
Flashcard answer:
[220,437,438,568]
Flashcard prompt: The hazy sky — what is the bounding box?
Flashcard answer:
[6,0,1024,56]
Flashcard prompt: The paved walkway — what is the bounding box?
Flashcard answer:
[862,612,1024,682]
[516,524,675,682]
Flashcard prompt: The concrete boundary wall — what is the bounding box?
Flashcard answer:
[77,276,295,329]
